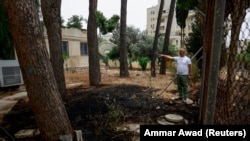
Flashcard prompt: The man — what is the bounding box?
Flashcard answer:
[160,48,192,101]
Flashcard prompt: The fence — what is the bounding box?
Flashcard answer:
[199,1,250,124]
[215,5,250,124]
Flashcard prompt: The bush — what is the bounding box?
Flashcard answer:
[138,56,149,71]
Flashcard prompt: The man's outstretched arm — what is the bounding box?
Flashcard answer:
[159,54,175,60]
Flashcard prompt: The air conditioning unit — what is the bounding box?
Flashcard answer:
[0,60,23,88]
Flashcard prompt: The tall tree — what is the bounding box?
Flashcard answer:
[159,0,176,74]
[88,0,101,85]
[176,3,188,47]
[2,0,73,140]
[119,0,129,77]
[176,0,198,47]
[41,0,67,100]
[151,0,164,77]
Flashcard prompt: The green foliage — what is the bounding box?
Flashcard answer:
[176,6,188,29]
[107,46,119,61]
[108,25,165,68]
[236,54,250,63]
[106,15,120,33]
[236,42,250,64]
[63,52,69,71]
[185,21,203,69]
[177,0,198,10]
[109,25,143,63]
[0,1,15,59]
[132,36,163,60]
[176,0,198,29]
[96,11,107,34]
[131,36,154,59]
[96,11,120,35]
[66,15,84,29]
[247,42,250,53]
[168,44,178,56]
[105,103,124,128]
[138,56,149,71]
[63,52,69,60]
[95,98,124,131]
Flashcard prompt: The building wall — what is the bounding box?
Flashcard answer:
[146,0,195,48]
[44,28,116,69]
[44,27,89,68]
[146,6,158,35]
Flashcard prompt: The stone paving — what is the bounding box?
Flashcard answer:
[0,82,83,124]
[0,89,27,123]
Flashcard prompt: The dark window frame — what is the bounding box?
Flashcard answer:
[62,41,69,55]
[80,42,88,56]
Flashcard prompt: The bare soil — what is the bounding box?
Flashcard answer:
[0,68,201,141]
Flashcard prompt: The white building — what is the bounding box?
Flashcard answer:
[44,27,88,68]
[146,0,195,48]
[44,28,116,69]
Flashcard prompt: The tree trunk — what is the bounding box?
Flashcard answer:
[88,0,101,85]
[41,0,67,100]
[151,0,164,77]
[3,0,73,140]
[119,0,129,77]
[160,0,176,74]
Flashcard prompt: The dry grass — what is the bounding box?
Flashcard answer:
[64,71,89,84]
[0,67,199,101]
[63,68,188,99]
[65,68,174,87]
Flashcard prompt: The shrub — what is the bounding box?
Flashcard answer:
[138,56,149,71]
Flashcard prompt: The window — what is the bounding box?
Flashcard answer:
[80,42,88,56]
[62,41,68,55]
[151,24,154,29]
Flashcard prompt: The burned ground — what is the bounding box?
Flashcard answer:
[0,69,200,141]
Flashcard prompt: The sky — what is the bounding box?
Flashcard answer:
[61,0,158,31]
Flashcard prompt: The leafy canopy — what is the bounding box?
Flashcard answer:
[107,25,176,65]
[66,15,84,29]
[176,0,198,29]
[96,11,120,35]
